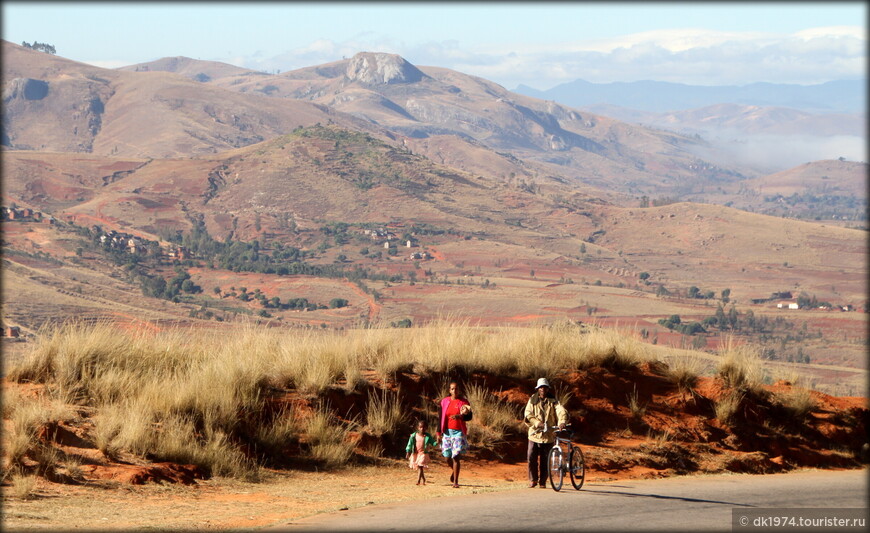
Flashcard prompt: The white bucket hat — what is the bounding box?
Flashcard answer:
[535,377,551,390]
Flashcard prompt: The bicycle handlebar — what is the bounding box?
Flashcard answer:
[554,425,576,440]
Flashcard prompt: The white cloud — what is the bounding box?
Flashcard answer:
[82,59,135,69]
[794,26,865,40]
[301,39,339,54]
[578,29,772,53]
[213,26,865,90]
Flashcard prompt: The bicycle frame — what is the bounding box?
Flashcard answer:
[547,426,585,491]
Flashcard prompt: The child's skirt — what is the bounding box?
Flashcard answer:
[408,451,430,469]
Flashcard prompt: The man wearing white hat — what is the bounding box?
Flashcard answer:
[523,377,568,488]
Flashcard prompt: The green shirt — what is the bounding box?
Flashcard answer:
[405,432,438,453]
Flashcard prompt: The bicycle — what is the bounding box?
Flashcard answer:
[547,424,585,491]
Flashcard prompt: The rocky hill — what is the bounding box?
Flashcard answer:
[1,41,376,159]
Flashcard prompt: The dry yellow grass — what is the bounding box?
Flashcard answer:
[303,405,357,468]
[2,385,76,471]
[714,392,745,426]
[627,385,647,420]
[3,318,711,479]
[364,388,406,438]
[665,353,705,393]
[465,382,520,448]
[8,472,38,500]
[776,386,817,421]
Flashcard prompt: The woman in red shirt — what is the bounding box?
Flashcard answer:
[437,380,472,488]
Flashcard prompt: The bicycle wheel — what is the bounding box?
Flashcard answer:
[547,445,564,492]
[569,445,585,490]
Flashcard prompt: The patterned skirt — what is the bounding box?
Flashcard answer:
[441,429,468,459]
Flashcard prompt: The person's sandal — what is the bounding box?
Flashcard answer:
[528,482,537,488]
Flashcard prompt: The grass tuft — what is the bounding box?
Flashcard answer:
[627,385,647,421]
[666,354,705,393]
[304,406,356,468]
[777,386,817,421]
[552,383,575,409]
[717,336,765,395]
[10,473,38,500]
[714,391,745,426]
[363,389,405,438]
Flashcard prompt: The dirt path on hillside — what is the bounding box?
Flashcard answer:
[427,246,446,262]
[343,280,381,321]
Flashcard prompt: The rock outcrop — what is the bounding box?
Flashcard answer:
[345,52,428,85]
[3,78,49,102]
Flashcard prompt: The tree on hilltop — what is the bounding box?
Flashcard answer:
[22,41,56,54]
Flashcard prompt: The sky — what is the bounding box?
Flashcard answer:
[2,1,866,90]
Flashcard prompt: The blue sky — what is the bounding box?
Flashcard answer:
[3,2,866,89]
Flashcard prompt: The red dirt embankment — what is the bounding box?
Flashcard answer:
[5,360,865,490]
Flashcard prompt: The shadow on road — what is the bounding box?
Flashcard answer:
[579,488,754,507]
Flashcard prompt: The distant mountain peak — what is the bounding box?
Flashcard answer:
[345,52,428,85]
